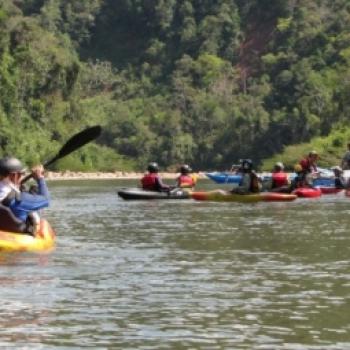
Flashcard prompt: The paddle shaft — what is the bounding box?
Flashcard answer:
[21,125,102,184]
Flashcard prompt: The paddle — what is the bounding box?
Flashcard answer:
[21,125,102,184]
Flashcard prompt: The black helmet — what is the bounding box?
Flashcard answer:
[240,159,253,171]
[147,162,159,173]
[180,164,191,174]
[0,157,25,176]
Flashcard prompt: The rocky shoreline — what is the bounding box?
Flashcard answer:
[45,171,208,180]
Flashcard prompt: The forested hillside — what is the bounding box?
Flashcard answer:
[1,0,350,171]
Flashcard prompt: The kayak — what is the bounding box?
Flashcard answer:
[205,172,241,184]
[313,178,335,187]
[206,172,335,187]
[191,191,297,202]
[292,187,322,198]
[317,187,343,195]
[117,188,191,200]
[0,219,56,253]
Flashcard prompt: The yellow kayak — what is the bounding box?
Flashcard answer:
[0,219,56,253]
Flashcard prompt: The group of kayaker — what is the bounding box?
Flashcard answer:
[141,162,197,192]
[140,148,350,196]
[230,150,349,195]
[1,147,347,234]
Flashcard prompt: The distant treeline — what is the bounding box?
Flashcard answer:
[0,0,350,171]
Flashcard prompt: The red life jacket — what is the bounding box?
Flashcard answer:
[300,159,317,173]
[141,173,158,191]
[178,175,195,188]
[272,172,288,188]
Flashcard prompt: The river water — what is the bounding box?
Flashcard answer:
[0,179,349,349]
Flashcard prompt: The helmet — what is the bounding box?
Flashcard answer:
[147,162,159,173]
[294,164,303,173]
[180,164,191,174]
[241,159,253,171]
[331,166,342,173]
[274,162,284,171]
[309,150,318,157]
[0,157,25,176]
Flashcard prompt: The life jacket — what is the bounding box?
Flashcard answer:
[178,175,195,188]
[272,172,288,188]
[141,173,159,191]
[300,159,317,173]
[250,172,261,193]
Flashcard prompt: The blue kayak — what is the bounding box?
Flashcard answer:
[205,172,241,184]
[313,178,335,187]
[206,172,335,187]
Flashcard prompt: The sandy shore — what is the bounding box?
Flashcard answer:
[45,171,208,180]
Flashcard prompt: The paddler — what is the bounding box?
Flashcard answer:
[331,166,347,189]
[300,150,319,175]
[231,159,261,194]
[270,162,290,192]
[0,157,50,234]
[141,162,171,192]
[176,164,196,190]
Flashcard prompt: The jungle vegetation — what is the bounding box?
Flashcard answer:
[1,0,350,171]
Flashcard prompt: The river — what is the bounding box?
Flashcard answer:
[0,179,349,349]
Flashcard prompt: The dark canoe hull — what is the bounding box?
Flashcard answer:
[118,188,190,200]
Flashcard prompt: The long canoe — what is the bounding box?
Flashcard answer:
[191,191,297,202]
[118,188,190,200]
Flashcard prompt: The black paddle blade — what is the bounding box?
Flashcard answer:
[45,125,102,167]
[21,125,102,185]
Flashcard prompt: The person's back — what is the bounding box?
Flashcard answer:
[300,151,319,174]
[141,172,159,191]
[290,164,312,189]
[270,162,289,192]
[177,164,195,189]
[232,159,261,194]
[141,162,170,192]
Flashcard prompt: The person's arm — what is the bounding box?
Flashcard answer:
[11,165,50,217]
[14,187,49,211]
[155,176,170,191]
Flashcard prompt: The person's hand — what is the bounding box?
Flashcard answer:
[31,164,45,180]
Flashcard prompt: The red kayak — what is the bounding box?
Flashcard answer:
[317,187,343,195]
[292,187,322,198]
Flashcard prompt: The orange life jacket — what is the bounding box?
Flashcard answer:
[178,175,195,188]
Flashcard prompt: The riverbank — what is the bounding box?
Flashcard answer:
[44,169,344,181]
[45,171,208,180]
